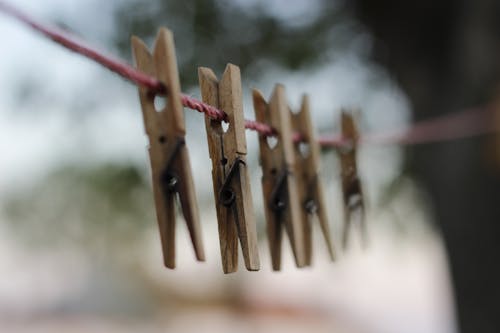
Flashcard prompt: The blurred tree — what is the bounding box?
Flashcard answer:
[5,164,153,256]
[352,1,500,332]
[113,0,347,88]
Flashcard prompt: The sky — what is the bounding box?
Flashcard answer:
[0,0,154,197]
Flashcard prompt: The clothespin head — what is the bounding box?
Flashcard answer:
[198,64,260,273]
[339,110,366,249]
[291,95,335,265]
[252,85,306,270]
[131,28,205,268]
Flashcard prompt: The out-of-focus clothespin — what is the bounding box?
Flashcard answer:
[339,111,366,249]
[131,28,205,268]
[253,85,306,270]
[492,90,500,169]
[198,64,260,273]
[291,95,335,264]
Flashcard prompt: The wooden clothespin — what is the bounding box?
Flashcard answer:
[339,111,366,249]
[252,85,306,270]
[198,64,260,273]
[291,95,335,264]
[131,28,205,268]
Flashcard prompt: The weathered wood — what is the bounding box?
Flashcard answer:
[252,85,306,270]
[291,95,335,264]
[198,64,260,273]
[131,28,204,269]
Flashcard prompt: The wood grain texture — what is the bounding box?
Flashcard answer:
[252,86,306,270]
[132,28,204,269]
[290,95,335,265]
[199,64,260,273]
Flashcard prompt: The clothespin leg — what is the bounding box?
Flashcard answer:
[270,222,284,270]
[284,175,307,268]
[174,149,205,261]
[302,212,313,266]
[150,159,176,268]
[342,206,351,249]
[314,179,336,261]
[231,161,260,270]
[359,196,368,249]
[223,204,240,272]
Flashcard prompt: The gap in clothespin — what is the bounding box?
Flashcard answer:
[348,193,363,209]
[288,105,301,115]
[343,208,367,251]
[174,195,183,218]
[310,219,334,264]
[298,142,311,158]
[153,94,167,112]
[266,136,278,149]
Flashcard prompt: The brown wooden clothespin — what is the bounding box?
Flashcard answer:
[252,85,306,270]
[131,28,204,268]
[339,111,366,249]
[198,64,260,273]
[291,95,335,264]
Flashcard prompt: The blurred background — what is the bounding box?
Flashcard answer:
[0,0,499,332]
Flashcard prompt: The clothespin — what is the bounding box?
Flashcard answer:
[290,95,335,264]
[198,64,260,273]
[131,28,205,268]
[338,111,366,248]
[252,85,306,270]
[492,90,500,169]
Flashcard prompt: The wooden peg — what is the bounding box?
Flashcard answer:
[198,64,260,273]
[492,90,500,169]
[291,95,335,264]
[131,28,204,268]
[252,85,306,270]
[339,111,366,249]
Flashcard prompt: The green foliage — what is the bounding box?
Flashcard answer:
[114,0,346,88]
[3,164,153,250]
